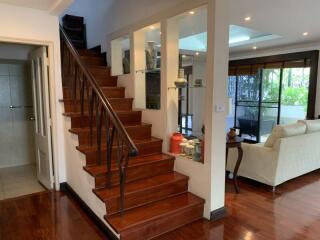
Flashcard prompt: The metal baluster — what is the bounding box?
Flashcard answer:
[96,102,102,165]
[80,72,85,127]
[73,65,78,112]
[89,90,95,146]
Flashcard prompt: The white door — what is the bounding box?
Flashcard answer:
[30,47,53,189]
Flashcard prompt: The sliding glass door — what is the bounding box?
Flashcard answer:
[280,67,310,124]
[234,75,260,142]
[229,51,318,143]
[232,66,311,142]
[259,68,281,142]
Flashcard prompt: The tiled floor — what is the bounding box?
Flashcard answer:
[0,164,45,200]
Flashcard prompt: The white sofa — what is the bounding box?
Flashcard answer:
[227,120,320,187]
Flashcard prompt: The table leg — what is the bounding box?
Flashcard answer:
[233,146,243,193]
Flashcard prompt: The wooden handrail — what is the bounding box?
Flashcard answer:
[60,25,138,157]
[60,25,138,213]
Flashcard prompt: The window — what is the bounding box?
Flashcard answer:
[228,51,319,143]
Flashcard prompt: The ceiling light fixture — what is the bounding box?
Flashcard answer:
[253,46,257,50]
[189,11,195,15]
[150,26,155,30]
[244,16,251,21]
[303,32,309,36]
[195,52,200,56]
[182,55,187,58]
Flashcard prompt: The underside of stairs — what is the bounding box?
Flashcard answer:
[61,47,205,240]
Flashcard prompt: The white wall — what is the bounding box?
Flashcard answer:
[0,3,66,188]
[61,0,113,49]
[106,0,229,220]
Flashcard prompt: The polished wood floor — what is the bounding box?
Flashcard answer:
[0,191,107,240]
[1,169,320,240]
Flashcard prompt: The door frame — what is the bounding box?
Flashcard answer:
[0,36,63,190]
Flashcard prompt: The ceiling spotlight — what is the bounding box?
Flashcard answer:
[244,16,251,21]
[150,26,155,30]
[303,32,309,36]
[189,11,195,15]
[195,52,200,56]
[253,46,257,50]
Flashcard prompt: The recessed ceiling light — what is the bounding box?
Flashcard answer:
[244,16,251,21]
[303,32,309,36]
[195,52,200,56]
[253,46,257,50]
[150,26,155,30]
[189,11,195,15]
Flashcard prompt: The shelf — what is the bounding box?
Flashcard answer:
[168,86,206,90]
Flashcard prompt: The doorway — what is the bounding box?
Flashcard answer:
[0,43,53,200]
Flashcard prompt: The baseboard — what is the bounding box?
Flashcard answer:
[210,207,227,221]
[60,182,118,240]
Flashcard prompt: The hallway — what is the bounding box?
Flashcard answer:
[0,165,45,200]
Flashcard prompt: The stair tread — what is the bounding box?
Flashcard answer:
[84,153,174,176]
[59,98,133,103]
[63,86,124,90]
[106,193,205,232]
[69,122,151,134]
[77,137,162,153]
[94,172,188,201]
[63,110,141,117]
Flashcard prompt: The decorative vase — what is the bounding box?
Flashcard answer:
[146,41,157,70]
[170,132,183,154]
[174,69,187,88]
[227,128,237,139]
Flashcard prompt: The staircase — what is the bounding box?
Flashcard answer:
[60,26,204,240]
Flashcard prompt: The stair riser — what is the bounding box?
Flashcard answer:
[119,204,204,240]
[69,112,141,128]
[105,179,188,215]
[63,87,124,99]
[78,49,100,57]
[63,99,133,112]
[83,140,162,166]
[75,125,152,145]
[88,67,111,78]
[94,159,174,189]
[81,57,105,66]
[95,77,118,87]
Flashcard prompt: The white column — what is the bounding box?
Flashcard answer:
[162,18,179,151]
[111,38,123,76]
[133,29,146,109]
[206,0,229,213]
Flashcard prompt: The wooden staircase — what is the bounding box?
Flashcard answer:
[61,40,205,239]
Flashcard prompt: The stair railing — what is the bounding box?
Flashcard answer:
[60,25,138,213]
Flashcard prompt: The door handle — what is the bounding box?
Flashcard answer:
[9,105,22,109]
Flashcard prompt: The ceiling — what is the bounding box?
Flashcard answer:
[0,0,73,14]
[228,0,320,55]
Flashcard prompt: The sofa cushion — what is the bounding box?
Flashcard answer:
[298,119,320,133]
[264,123,306,147]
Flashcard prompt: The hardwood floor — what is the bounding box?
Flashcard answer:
[0,191,107,240]
[156,170,320,240]
[1,170,319,239]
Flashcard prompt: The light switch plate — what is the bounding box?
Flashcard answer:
[215,104,225,112]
